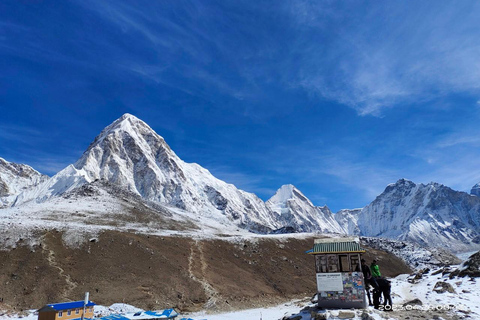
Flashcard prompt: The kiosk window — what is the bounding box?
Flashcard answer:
[315,255,328,273]
[339,255,350,272]
[350,254,360,272]
[327,255,338,272]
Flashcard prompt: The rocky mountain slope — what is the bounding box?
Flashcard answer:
[0,158,48,208]
[265,184,344,234]
[0,231,412,313]
[334,208,361,235]
[355,179,480,252]
[450,250,480,278]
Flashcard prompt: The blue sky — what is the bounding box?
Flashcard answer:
[2,1,480,212]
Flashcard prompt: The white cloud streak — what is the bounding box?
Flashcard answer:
[287,1,480,115]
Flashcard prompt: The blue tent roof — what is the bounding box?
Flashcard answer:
[41,301,96,311]
[99,309,178,320]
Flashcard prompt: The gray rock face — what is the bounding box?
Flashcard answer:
[450,251,480,278]
[471,183,480,197]
[403,298,423,306]
[433,281,456,294]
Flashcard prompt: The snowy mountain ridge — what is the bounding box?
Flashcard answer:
[2,114,480,253]
[8,114,344,234]
[0,157,48,208]
[265,184,344,234]
[356,179,480,252]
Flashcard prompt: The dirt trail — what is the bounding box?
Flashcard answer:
[41,236,78,300]
[188,240,220,309]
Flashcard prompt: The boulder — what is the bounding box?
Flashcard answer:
[433,281,456,294]
[338,310,356,319]
[450,251,480,278]
[403,298,423,306]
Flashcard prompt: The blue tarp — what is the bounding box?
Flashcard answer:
[99,309,178,320]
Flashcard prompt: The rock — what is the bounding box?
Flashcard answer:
[433,281,456,294]
[403,298,423,306]
[338,310,356,319]
[450,251,480,278]
[413,272,423,280]
[431,268,444,276]
[361,311,375,320]
[313,312,327,320]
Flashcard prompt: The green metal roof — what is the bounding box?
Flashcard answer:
[309,240,365,254]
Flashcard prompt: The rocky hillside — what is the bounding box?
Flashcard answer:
[0,231,412,313]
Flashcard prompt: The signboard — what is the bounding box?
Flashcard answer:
[316,273,343,292]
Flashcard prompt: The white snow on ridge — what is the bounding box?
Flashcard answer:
[0,157,48,208]
[12,165,90,206]
[356,179,480,252]
[2,115,480,253]
[266,184,345,234]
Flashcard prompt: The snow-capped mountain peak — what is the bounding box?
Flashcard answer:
[11,114,283,232]
[355,179,480,252]
[266,184,344,234]
[267,184,314,209]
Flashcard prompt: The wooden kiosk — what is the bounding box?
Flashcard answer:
[308,237,366,309]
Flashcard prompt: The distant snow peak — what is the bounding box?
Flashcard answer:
[471,182,480,197]
[356,178,480,252]
[0,157,48,207]
[268,184,313,208]
[266,184,344,234]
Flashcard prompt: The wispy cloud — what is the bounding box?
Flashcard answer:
[286,1,480,115]
[0,124,45,145]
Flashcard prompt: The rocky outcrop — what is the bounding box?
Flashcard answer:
[450,251,480,278]
[471,183,480,197]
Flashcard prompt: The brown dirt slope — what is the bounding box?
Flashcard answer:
[0,231,412,313]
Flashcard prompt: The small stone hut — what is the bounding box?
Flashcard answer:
[37,301,96,320]
[308,237,366,309]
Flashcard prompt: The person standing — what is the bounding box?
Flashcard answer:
[370,259,381,278]
[359,259,373,306]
